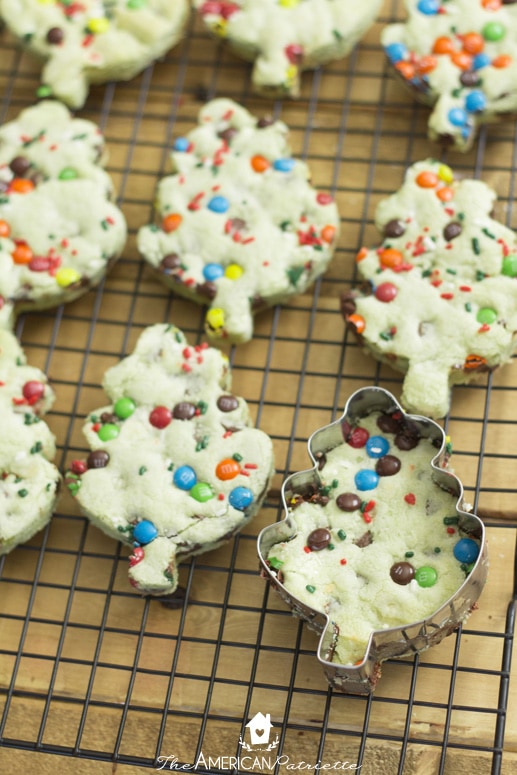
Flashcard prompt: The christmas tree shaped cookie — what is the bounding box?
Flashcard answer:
[0,101,127,316]
[65,323,275,596]
[0,329,61,554]
[0,0,189,108]
[341,159,517,418]
[382,0,517,151]
[137,98,340,344]
[259,387,487,692]
[194,0,382,98]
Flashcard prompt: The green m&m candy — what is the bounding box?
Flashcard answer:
[415,565,437,587]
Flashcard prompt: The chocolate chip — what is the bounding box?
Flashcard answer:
[336,492,361,512]
[443,222,462,241]
[377,413,401,434]
[307,528,331,550]
[100,411,118,424]
[383,219,406,238]
[218,127,237,143]
[340,291,357,317]
[354,530,373,548]
[87,450,110,468]
[460,71,480,87]
[257,116,274,128]
[173,401,196,420]
[196,281,217,300]
[160,253,181,274]
[395,431,419,451]
[390,561,415,585]
[375,455,401,476]
[9,156,31,177]
[217,394,239,412]
[229,217,247,231]
[46,26,64,44]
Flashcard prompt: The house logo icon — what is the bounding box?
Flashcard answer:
[239,712,279,751]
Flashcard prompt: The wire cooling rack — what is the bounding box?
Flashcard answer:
[0,2,516,773]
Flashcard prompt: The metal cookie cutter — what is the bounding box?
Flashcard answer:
[258,386,488,695]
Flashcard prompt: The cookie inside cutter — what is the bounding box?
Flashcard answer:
[258,386,488,694]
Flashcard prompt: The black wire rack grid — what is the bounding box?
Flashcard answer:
[0,1,516,773]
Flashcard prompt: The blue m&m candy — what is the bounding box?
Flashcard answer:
[472,53,491,71]
[385,42,407,63]
[417,0,439,13]
[207,195,230,213]
[448,107,468,127]
[354,469,379,491]
[366,435,390,459]
[229,486,254,510]
[173,465,197,490]
[133,519,158,545]
[273,158,295,173]
[453,537,480,564]
[465,90,487,113]
[173,137,190,152]
[203,263,225,281]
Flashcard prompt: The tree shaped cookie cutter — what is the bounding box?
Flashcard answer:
[258,386,488,695]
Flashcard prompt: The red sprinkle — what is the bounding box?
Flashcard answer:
[478,324,490,332]
[340,558,347,565]
[304,546,312,553]
[446,527,456,535]
[404,493,416,505]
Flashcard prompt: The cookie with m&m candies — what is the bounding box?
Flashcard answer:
[0,328,61,555]
[0,100,127,317]
[341,159,517,418]
[194,0,382,98]
[382,0,517,151]
[137,98,340,344]
[65,323,275,596]
[0,0,189,108]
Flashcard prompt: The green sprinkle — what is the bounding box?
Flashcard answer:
[18,489,29,498]
[195,436,209,452]
[472,237,481,255]
[482,227,496,239]
[446,268,457,275]
[197,401,208,414]
[405,551,414,558]
[443,516,459,525]
[380,331,392,341]
[67,482,80,496]
[23,413,40,426]
[138,466,147,475]
[30,441,43,454]
[434,547,442,554]
[337,529,347,541]
[331,479,339,489]
[269,556,284,570]
[465,302,472,312]
[327,543,335,551]
[280,220,291,231]
[476,270,486,281]
[286,266,305,286]
[332,28,343,41]
[458,212,465,221]
[422,269,432,278]
[232,453,243,462]
[305,585,316,594]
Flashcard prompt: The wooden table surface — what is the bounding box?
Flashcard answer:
[1,2,517,773]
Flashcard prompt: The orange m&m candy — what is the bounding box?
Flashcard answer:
[162,213,183,233]
[461,32,484,55]
[415,170,439,188]
[320,224,336,243]
[8,178,35,194]
[250,155,270,172]
[347,313,365,334]
[0,220,10,238]
[432,36,454,55]
[379,248,404,269]
[11,242,33,264]
[215,458,241,480]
